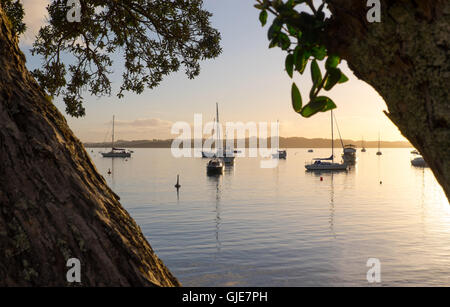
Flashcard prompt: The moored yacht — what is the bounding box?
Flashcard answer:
[101,116,132,158]
[361,137,367,152]
[376,134,382,156]
[305,110,348,171]
[305,159,349,171]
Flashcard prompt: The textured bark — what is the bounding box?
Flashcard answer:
[325,0,450,199]
[0,8,180,286]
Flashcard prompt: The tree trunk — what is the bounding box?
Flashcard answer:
[0,8,180,286]
[325,0,450,200]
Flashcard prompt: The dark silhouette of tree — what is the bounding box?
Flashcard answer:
[0,0,221,286]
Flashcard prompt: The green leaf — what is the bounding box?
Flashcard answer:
[311,59,322,86]
[285,54,294,78]
[287,24,297,36]
[339,72,349,83]
[311,46,326,61]
[268,39,278,48]
[325,55,340,70]
[259,10,268,26]
[291,83,302,112]
[295,49,308,74]
[300,96,336,118]
[278,33,291,50]
[324,68,341,91]
[268,18,282,40]
[320,97,337,112]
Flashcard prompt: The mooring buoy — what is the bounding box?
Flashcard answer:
[175,175,181,189]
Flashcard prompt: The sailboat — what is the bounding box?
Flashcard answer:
[214,103,235,165]
[207,103,226,174]
[272,120,287,159]
[305,110,348,171]
[376,133,382,155]
[101,116,131,158]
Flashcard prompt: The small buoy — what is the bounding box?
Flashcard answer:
[107,168,111,175]
[380,181,383,184]
[320,177,323,181]
[175,175,181,189]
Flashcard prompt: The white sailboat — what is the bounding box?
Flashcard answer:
[305,110,348,171]
[101,116,131,158]
[215,103,235,165]
[206,103,228,174]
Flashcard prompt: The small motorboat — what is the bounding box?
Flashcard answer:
[101,116,132,158]
[308,149,314,153]
[272,150,287,159]
[207,158,224,175]
[342,144,357,164]
[411,156,428,167]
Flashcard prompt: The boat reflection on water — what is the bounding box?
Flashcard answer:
[207,172,223,255]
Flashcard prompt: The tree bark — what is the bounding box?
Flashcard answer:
[325,0,450,200]
[0,8,180,286]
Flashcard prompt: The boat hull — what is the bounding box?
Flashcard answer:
[207,166,224,175]
[220,156,235,165]
[101,152,131,158]
[411,157,428,167]
[305,163,348,171]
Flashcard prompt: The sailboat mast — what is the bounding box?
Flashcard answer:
[378,133,380,151]
[277,120,279,150]
[112,115,115,150]
[216,103,221,153]
[331,110,334,163]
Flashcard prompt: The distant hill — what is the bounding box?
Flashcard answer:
[85,137,411,148]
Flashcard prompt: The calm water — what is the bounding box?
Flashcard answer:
[88,148,449,286]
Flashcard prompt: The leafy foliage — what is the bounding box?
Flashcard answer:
[255,0,348,118]
[31,0,222,117]
[1,0,26,35]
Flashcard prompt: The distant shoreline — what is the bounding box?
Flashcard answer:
[85,137,411,149]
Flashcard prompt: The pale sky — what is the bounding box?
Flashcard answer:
[20,0,407,143]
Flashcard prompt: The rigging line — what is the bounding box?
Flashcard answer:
[333,112,345,149]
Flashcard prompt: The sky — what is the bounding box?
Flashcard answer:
[19,0,407,143]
